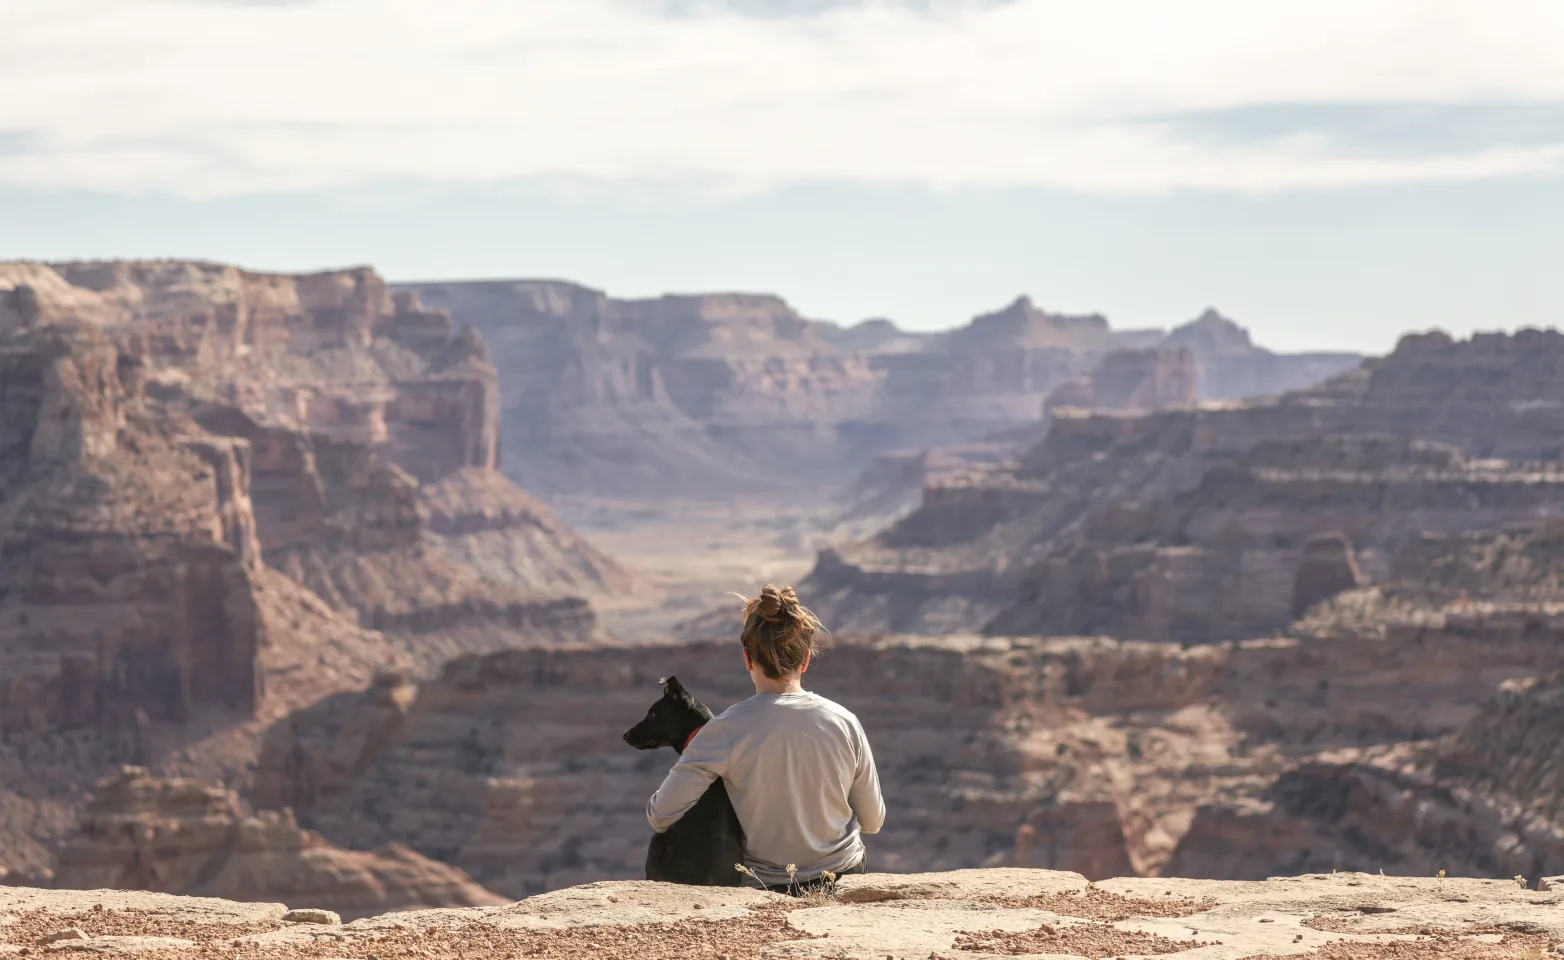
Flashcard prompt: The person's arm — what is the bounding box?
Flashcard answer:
[646,724,729,833]
[848,719,886,835]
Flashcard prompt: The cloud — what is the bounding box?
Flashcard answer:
[3,0,1564,199]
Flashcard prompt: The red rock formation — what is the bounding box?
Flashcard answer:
[1045,348,1199,415]
[1163,308,1359,401]
[0,266,614,880]
[0,325,266,732]
[49,766,505,921]
[1,264,614,598]
[251,636,1225,894]
[807,329,1564,638]
[1290,531,1364,619]
[248,575,1564,897]
[1159,521,1564,881]
[1010,804,1135,880]
[395,282,1358,498]
[421,467,641,601]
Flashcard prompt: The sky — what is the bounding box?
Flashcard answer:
[3,0,1564,354]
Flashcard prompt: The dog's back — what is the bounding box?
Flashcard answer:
[624,676,747,887]
[645,777,746,886]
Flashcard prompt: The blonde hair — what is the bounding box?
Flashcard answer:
[738,584,823,680]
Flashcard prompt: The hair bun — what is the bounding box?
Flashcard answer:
[755,584,785,620]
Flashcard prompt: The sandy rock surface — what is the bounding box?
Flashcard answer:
[6,869,1563,959]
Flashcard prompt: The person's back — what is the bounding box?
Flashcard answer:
[646,585,885,888]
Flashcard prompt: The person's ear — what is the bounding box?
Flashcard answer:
[799,649,812,674]
[742,648,752,671]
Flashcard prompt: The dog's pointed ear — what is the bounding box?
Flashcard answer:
[661,675,686,697]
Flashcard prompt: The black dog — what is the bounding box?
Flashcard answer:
[623,676,746,886]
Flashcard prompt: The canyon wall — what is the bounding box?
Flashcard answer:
[0,321,412,876]
[1162,309,1361,401]
[0,324,266,733]
[1,261,497,482]
[47,766,504,920]
[0,263,630,882]
[249,557,1564,898]
[1157,520,1564,882]
[805,329,1564,638]
[397,281,1358,498]
[1043,347,1199,415]
[1,261,632,623]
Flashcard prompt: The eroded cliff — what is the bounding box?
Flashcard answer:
[43,766,504,921]
[0,264,627,883]
[806,329,1564,638]
[397,281,1357,498]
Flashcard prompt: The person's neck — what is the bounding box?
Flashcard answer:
[752,674,805,696]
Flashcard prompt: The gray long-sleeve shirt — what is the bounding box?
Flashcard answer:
[645,691,884,886]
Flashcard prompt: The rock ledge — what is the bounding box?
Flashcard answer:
[6,869,1563,958]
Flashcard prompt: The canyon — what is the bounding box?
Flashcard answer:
[0,262,633,884]
[397,280,1358,499]
[240,538,1564,898]
[806,328,1564,638]
[8,257,1564,940]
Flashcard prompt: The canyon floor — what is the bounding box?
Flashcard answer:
[6,869,1564,959]
[553,496,826,638]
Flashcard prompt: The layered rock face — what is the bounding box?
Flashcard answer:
[420,468,641,601]
[397,282,1357,498]
[249,635,1228,896]
[48,766,504,921]
[827,443,1016,542]
[1,261,628,640]
[0,324,266,732]
[1162,521,1564,882]
[806,329,1564,637]
[248,573,1564,898]
[1167,744,1564,884]
[2,262,497,482]
[0,323,407,877]
[395,281,880,497]
[0,263,620,885]
[994,436,1564,644]
[1044,348,1199,415]
[819,346,1204,548]
[1163,308,1360,401]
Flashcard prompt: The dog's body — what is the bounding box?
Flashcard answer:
[623,677,746,886]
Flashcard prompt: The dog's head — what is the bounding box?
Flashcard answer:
[622,676,714,753]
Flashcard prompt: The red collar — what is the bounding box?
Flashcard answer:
[681,725,705,752]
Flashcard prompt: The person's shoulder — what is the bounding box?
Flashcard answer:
[712,695,761,722]
[803,692,863,725]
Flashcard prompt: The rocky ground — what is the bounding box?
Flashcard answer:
[6,869,1564,959]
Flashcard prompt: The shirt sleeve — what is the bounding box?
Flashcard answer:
[646,723,730,833]
[849,718,886,835]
